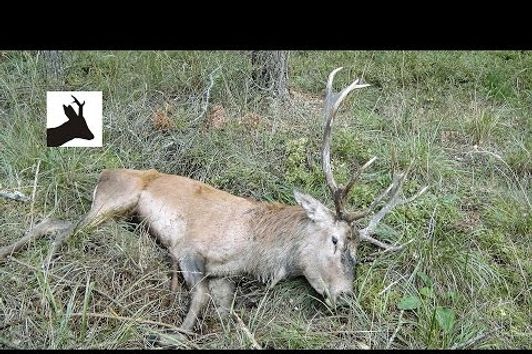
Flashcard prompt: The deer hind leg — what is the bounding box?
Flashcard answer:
[46,169,146,266]
[81,169,148,228]
[178,253,210,332]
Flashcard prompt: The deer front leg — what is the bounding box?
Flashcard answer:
[170,259,179,293]
[178,253,210,332]
[181,282,210,332]
[209,278,235,318]
[168,252,180,293]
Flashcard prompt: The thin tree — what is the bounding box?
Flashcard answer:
[41,50,64,86]
[250,51,290,100]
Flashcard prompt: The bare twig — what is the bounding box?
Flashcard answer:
[0,191,30,202]
[29,160,41,228]
[233,312,262,350]
[191,66,221,124]
[450,331,490,349]
[386,310,405,349]
[69,312,195,336]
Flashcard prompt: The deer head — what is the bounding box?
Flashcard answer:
[300,67,428,307]
[63,95,94,140]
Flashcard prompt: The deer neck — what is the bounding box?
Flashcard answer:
[47,120,76,146]
[246,203,308,283]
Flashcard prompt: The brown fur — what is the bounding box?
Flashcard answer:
[246,204,309,282]
[4,68,399,336]
[40,168,356,333]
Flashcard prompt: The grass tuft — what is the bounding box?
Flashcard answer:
[0,50,530,349]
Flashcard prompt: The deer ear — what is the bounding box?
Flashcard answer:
[63,105,78,120]
[293,190,332,223]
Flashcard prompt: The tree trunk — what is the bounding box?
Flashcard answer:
[251,51,290,100]
[41,50,65,86]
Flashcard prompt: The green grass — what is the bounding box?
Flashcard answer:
[0,50,530,349]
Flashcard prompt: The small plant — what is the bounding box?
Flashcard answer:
[394,270,463,348]
[284,137,322,189]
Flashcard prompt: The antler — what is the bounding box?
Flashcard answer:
[71,95,85,117]
[71,95,85,107]
[321,67,372,222]
[321,67,429,252]
[358,170,429,251]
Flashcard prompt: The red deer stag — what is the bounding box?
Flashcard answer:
[1,68,427,333]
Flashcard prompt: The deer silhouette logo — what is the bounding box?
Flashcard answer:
[47,95,95,147]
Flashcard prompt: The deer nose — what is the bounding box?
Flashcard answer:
[335,291,354,308]
[324,296,336,309]
[325,284,353,309]
[324,291,353,309]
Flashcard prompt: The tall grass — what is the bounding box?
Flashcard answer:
[0,50,530,348]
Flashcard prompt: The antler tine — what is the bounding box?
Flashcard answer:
[343,156,377,201]
[341,156,380,222]
[322,67,344,193]
[332,79,370,117]
[71,95,85,107]
[345,176,398,223]
[325,67,370,113]
[322,67,371,218]
[325,67,344,101]
[358,170,429,251]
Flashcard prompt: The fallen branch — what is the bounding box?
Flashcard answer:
[233,312,262,350]
[0,191,30,202]
[29,160,41,228]
[450,331,491,349]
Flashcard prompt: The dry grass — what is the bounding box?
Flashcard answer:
[0,50,530,349]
